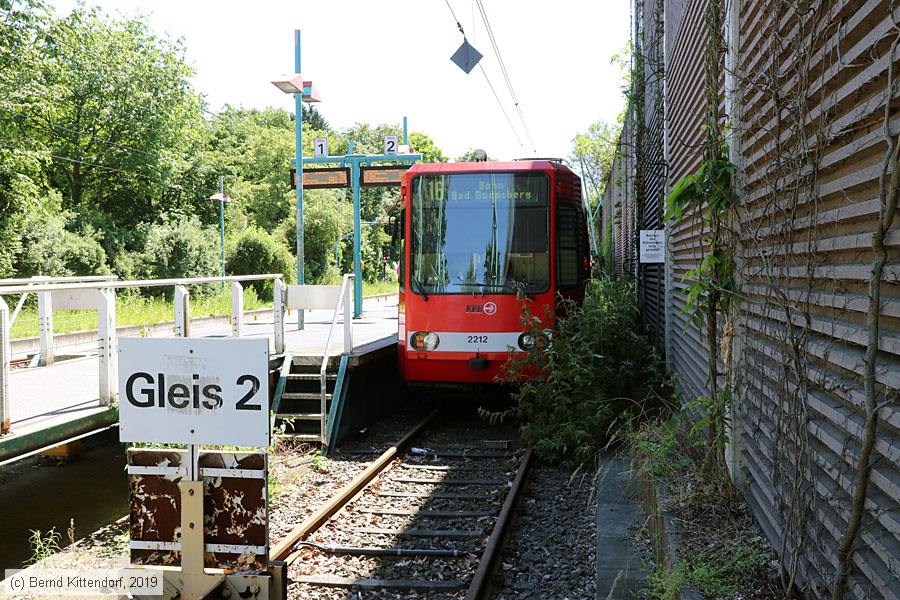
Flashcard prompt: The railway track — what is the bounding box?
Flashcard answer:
[272,411,531,599]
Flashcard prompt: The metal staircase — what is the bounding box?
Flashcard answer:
[273,362,338,442]
[269,274,354,449]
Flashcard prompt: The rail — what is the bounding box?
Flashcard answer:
[0,273,283,439]
[0,275,119,333]
[319,274,353,443]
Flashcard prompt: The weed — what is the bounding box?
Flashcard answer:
[267,471,284,502]
[687,539,761,597]
[645,562,686,600]
[66,518,75,546]
[490,277,669,466]
[28,528,62,564]
[310,450,328,472]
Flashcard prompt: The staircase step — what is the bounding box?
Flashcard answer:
[276,412,323,421]
[288,373,337,381]
[282,392,333,401]
[276,433,322,442]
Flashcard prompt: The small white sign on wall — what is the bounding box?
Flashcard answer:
[118,337,270,447]
[640,230,666,264]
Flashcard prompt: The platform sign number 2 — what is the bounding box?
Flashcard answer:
[384,135,398,155]
[117,337,270,447]
[314,137,328,157]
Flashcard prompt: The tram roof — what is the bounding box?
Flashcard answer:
[407,160,574,175]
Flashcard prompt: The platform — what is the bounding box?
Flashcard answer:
[0,295,398,463]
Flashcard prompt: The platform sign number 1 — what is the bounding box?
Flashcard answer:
[384,135,398,155]
[314,137,328,157]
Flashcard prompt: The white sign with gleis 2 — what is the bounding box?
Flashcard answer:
[118,338,270,447]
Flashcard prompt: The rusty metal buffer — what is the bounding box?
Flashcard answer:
[126,449,284,600]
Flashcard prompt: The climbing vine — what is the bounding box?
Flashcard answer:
[664,0,735,478]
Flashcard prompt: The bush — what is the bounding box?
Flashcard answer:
[497,277,666,466]
[138,215,219,295]
[15,207,109,277]
[278,190,351,283]
[226,227,294,299]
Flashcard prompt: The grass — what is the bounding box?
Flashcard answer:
[9,287,269,339]
[363,279,399,296]
[644,541,762,599]
[28,528,62,564]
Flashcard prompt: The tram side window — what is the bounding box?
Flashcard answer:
[399,242,405,288]
[398,209,406,289]
[557,205,579,288]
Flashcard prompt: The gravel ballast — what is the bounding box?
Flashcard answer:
[30,403,603,599]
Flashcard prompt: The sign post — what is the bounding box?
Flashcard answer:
[119,338,271,599]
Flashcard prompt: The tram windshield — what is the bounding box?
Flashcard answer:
[410,172,550,295]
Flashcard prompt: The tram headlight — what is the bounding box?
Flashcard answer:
[518,333,535,351]
[518,331,549,351]
[410,331,440,351]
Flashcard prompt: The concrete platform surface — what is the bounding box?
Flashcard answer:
[595,455,647,598]
[1,296,398,459]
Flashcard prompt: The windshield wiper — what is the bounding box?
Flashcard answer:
[411,280,429,301]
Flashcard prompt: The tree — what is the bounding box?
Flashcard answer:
[408,132,446,163]
[226,227,294,298]
[302,104,328,131]
[138,215,219,293]
[457,149,493,162]
[205,107,296,231]
[18,6,203,227]
[570,120,620,212]
[278,190,351,283]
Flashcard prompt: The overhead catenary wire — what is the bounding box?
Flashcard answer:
[442,0,526,154]
[473,0,537,154]
[0,104,163,161]
[477,63,526,153]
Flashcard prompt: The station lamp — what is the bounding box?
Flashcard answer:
[270,74,321,102]
[269,29,321,330]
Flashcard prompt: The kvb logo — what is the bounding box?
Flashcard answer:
[465,302,497,315]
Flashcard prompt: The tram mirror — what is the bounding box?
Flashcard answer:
[388,216,398,243]
[399,209,405,240]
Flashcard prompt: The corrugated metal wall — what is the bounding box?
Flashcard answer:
[733,1,900,596]
[610,121,636,278]
[639,0,668,345]
[664,0,711,404]
[611,0,900,596]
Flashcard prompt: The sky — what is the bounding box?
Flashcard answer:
[51,0,631,161]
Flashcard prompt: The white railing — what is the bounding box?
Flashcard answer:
[319,275,354,441]
[0,274,283,435]
[0,276,119,364]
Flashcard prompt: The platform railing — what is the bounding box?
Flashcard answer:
[319,274,354,442]
[0,274,283,436]
[0,275,120,365]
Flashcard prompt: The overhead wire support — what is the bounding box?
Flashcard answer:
[442,0,527,154]
[474,0,537,154]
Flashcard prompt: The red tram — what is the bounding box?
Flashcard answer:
[397,160,590,385]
